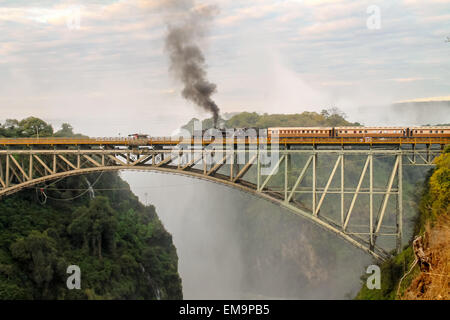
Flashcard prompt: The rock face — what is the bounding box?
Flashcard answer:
[402,215,450,300]
[402,148,449,300]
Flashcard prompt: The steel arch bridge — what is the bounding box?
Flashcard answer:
[0,142,446,261]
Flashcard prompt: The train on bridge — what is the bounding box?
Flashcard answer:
[191,126,450,139]
[0,126,448,147]
[268,126,450,139]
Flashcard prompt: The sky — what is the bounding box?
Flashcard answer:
[0,0,449,136]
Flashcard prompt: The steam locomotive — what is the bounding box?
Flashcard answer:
[194,127,264,139]
[128,133,149,139]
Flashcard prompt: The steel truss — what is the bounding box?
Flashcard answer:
[0,147,444,261]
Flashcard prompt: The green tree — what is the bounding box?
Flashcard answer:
[18,117,53,137]
[68,197,118,259]
[54,123,74,137]
[10,230,64,298]
[0,119,20,137]
[54,123,86,137]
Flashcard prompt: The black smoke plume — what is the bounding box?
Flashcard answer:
[164,2,220,126]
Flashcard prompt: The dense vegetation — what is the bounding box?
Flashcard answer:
[182,108,360,133]
[225,108,360,128]
[0,118,182,299]
[0,117,87,138]
[356,146,449,300]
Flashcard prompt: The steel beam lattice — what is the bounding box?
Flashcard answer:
[0,145,445,261]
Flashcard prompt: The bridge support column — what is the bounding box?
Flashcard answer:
[369,153,374,250]
[312,152,317,215]
[256,150,261,190]
[29,154,33,180]
[233,153,240,181]
[5,153,9,188]
[373,154,400,246]
[340,153,345,227]
[284,153,289,201]
[397,154,403,253]
[53,153,57,174]
[0,159,4,188]
[203,151,207,175]
[230,151,235,181]
[343,155,370,231]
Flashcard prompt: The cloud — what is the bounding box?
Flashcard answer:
[319,81,354,87]
[298,17,361,36]
[217,3,282,26]
[0,0,449,134]
[389,77,428,83]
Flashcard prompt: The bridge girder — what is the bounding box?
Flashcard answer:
[0,147,444,261]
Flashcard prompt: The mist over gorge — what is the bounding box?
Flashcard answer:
[122,172,372,299]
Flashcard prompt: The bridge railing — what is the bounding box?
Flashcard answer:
[0,136,448,146]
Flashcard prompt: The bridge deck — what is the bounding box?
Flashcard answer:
[0,137,448,146]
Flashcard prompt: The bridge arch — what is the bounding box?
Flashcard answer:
[0,163,389,261]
